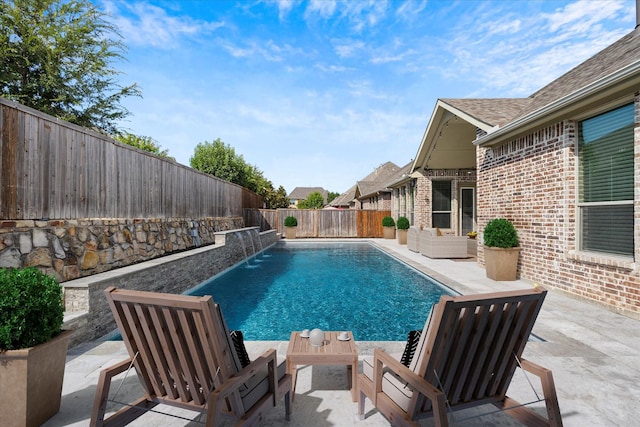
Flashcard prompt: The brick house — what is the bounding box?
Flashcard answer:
[399,26,640,318]
[358,162,411,211]
[330,161,409,210]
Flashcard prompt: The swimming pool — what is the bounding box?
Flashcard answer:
[189,241,455,341]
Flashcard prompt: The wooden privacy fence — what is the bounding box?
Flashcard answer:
[244,208,390,238]
[0,98,263,220]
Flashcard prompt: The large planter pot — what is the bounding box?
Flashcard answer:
[383,226,395,239]
[397,229,408,245]
[484,246,521,281]
[0,330,73,427]
[285,226,297,239]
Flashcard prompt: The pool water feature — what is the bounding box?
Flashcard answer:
[189,241,454,341]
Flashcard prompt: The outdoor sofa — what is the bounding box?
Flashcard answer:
[419,228,468,259]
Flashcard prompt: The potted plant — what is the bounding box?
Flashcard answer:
[483,218,521,281]
[382,216,395,239]
[396,216,410,245]
[284,216,298,239]
[0,267,72,427]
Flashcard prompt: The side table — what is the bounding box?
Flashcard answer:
[286,331,358,402]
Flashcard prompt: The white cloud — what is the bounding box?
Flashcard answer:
[543,0,627,32]
[314,63,351,73]
[219,39,304,62]
[273,0,301,20]
[430,0,635,96]
[369,48,416,65]
[305,0,337,19]
[340,1,389,32]
[395,0,428,22]
[332,39,366,58]
[104,1,224,48]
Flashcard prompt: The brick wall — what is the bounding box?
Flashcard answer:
[360,193,391,210]
[477,102,640,319]
[411,170,476,234]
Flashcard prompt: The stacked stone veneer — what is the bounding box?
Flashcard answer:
[63,228,278,347]
[476,108,640,319]
[0,217,243,282]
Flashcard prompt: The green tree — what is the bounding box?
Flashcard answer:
[0,0,140,134]
[113,131,172,159]
[298,191,325,209]
[190,138,247,184]
[190,138,289,209]
[327,191,340,203]
[261,185,290,209]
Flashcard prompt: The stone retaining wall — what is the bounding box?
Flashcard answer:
[0,216,243,282]
[63,228,279,347]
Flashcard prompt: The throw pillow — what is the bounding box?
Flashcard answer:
[400,330,422,367]
[230,330,251,368]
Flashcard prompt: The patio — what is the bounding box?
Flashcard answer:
[44,238,640,426]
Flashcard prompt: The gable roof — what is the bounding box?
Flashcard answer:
[440,98,532,129]
[412,101,481,170]
[329,184,357,207]
[330,161,403,206]
[355,162,403,199]
[357,161,414,199]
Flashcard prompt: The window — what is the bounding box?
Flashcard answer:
[432,180,451,228]
[578,103,634,256]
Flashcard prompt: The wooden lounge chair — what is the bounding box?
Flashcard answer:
[90,287,292,427]
[358,287,562,426]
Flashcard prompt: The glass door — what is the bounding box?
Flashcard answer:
[460,187,475,236]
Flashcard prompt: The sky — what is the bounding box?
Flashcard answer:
[102,0,636,195]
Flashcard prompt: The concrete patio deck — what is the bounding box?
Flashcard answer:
[44,238,640,426]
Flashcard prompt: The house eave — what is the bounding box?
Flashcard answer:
[475,60,640,147]
[357,189,391,200]
[412,100,489,171]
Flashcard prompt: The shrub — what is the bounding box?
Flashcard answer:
[382,216,395,227]
[483,218,519,248]
[284,216,298,227]
[0,267,64,351]
[396,216,410,230]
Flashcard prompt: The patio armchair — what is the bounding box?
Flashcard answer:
[90,287,292,427]
[358,287,562,426]
[419,228,468,258]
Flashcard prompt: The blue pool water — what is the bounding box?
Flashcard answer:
[189,242,454,341]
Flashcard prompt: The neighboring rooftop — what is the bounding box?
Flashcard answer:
[288,187,328,204]
[329,184,356,207]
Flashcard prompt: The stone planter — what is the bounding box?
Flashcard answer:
[397,229,408,245]
[0,330,73,427]
[484,246,521,281]
[285,226,297,239]
[383,226,395,239]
